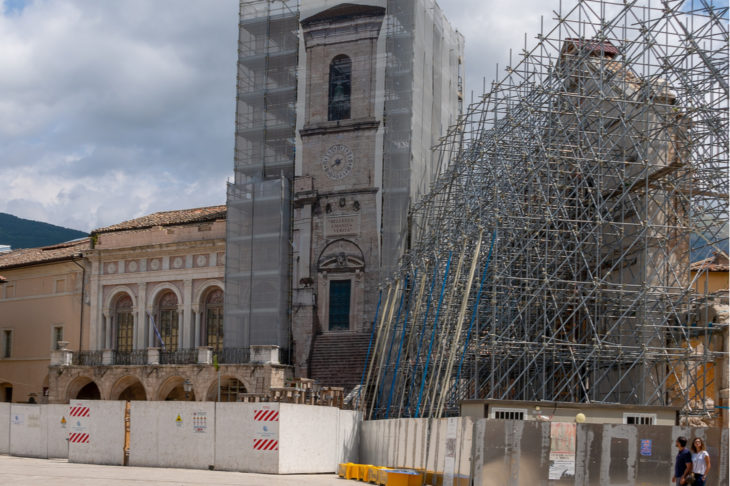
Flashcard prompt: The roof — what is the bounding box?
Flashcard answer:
[92,205,226,234]
[0,238,90,270]
[691,252,729,272]
[301,3,385,25]
[562,38,620,58]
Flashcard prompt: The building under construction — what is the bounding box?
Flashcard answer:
[224,0,464,389]
[361,0,729,425]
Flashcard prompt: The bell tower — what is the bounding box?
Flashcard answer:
[291,4,386,377]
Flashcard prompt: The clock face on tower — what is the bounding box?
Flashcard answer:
[322,144,354,180]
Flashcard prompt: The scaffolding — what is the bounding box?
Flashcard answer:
[224,0,299,356]
[362,0,729,423]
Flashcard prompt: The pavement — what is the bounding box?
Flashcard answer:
[0,455,347,485]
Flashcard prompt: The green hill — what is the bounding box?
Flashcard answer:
[0,213,87,250]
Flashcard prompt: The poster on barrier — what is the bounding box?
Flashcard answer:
[549,422,576,480]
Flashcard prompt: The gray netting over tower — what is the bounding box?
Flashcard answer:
[361,0,728,421]
[224,0,299,355]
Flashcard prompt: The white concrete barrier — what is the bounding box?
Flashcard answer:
[9,404,47,458]
[129,401,215,470]
[0,402,9,454]
[46,404,70,458]
[279,404,337,473]
[68,400,125,466]
[214,402,279,473]
[335,409,361,465]
[360,417,472,476]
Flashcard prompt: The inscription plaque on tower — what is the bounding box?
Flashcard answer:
[326,215,359,237]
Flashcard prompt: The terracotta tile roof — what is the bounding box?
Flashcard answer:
[691,252,729,272]
[563,38,620,58]
[0,238,90,270]
[92,205,226,234]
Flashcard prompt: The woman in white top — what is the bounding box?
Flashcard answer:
[690,437,711,486]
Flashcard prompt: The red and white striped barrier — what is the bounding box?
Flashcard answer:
[68,433,89,444]
[253,409,279,422]
[253,439,278,451]
[69,406,90,417]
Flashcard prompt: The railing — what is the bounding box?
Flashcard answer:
[216,347,251,364]
[159,348,198,365]
[72,351,103,366]
[114,350,148,366]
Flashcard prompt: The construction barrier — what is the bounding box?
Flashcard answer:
[360,417,472,480]
[279,403,360,474]
[129,401,216,470]
[0,402,9,454]
[9,404,46,458]
[472,420,730,486]
[214,402,279,473]
[45,404,70,458]
[67,400,126,466]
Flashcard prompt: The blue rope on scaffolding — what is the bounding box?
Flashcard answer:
[452,229,497,403]
[375,275,408,417]
[415,250,453,418]
[357,290,382,407]
[385,269,417,419]
[404,262,439,416]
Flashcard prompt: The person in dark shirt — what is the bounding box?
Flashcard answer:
[673,436,693,485]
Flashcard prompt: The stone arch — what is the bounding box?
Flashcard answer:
[157,376,195,401]
[318,239,365,272]
[66,376,102,401]
[193,280,224,309]
[147,283,183,312]
[103,285,137,314]
[110,375,148,401]
[205,376,248,402]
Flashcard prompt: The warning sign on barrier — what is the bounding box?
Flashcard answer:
[253,409,279,422]
[253,439,278,451]
[192,411,207,433]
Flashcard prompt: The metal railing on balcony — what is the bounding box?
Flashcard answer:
[216,347,251,364]
[159,348,198,365]
[114,350,148,366]
[72,351,103,366]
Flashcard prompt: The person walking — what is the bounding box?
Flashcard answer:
[673,436,693,485]
[690,437,711,486]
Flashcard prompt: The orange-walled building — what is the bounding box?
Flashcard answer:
[0,239,90,403]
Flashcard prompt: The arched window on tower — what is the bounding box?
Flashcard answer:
[115,295,134,353]
[205,288,224,352]
[157,291,178,351]
[328,55,351,121]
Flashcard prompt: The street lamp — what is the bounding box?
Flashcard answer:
[183,380,192,400]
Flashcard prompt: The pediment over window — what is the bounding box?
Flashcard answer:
[318,239,364,272]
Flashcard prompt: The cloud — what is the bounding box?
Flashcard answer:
[0,0,237,232]
[1,0,669,234]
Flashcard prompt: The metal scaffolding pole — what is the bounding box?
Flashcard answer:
[364,0,729,426]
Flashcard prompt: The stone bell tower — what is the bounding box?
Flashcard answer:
[291,4,386,381]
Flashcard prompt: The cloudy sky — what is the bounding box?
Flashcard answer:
[0,0,711,233]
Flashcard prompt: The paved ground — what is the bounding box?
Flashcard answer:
[0,455,346,485]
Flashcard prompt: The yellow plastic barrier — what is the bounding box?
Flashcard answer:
[346,463,360,480]
[366,465,384,483]
[382,469,424,486]
[338,463,349,478]
[357,464,371,481]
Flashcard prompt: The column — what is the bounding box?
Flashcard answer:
[193,307,201,348]
[137,282,147,349]
[177,308,184,351]
[183,279,193,348]
[104,313,112,349]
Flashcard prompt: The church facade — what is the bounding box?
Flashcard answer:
[226,0,464,388]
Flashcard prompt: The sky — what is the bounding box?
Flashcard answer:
[0,0,722,233]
